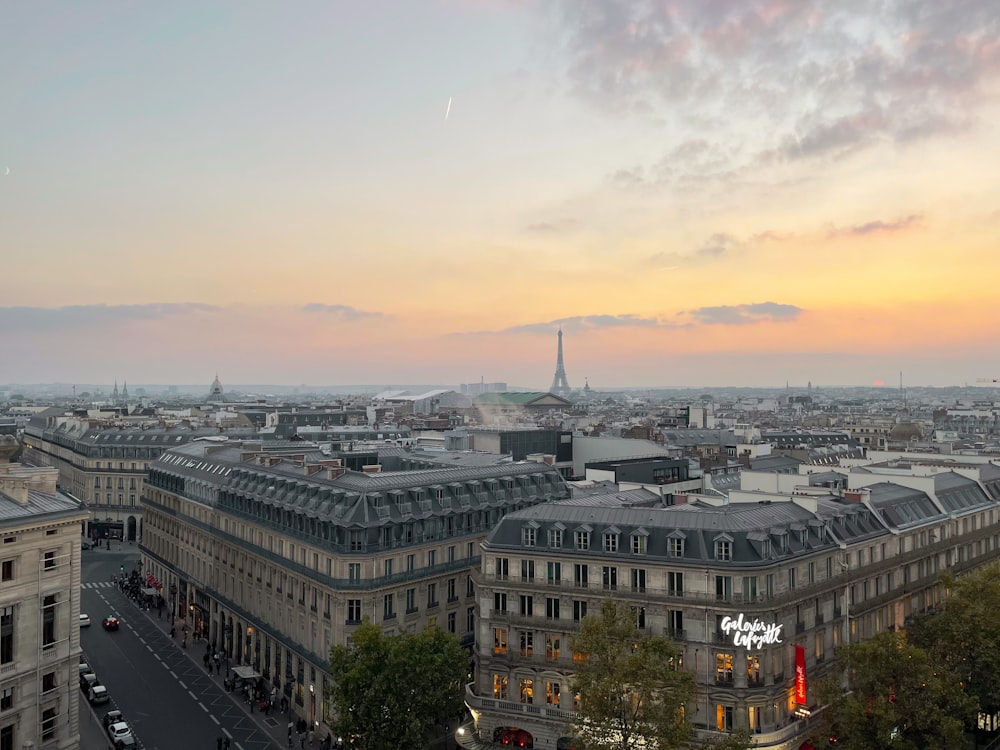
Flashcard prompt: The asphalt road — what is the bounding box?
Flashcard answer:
[80,544,281,750]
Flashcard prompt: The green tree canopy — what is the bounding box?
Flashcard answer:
[328,620,468,750]
[571,598,695,750]
[908,564,1000,721]
[819,630,974,750]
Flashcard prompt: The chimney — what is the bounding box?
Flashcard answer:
[843,488,870,503]
[361,464,382,475]
[327,467,346,480]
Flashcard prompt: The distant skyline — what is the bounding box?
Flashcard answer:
[3,2,999,388]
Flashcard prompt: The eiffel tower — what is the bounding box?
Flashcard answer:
[550,327,570,395]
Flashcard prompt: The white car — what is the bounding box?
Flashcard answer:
[108,722,133,743]
[80,613,91,627]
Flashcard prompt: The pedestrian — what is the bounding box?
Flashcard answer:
[216,738,223,750]
[224,739,231,750]
[170,626,175,639]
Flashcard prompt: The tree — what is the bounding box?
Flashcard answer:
[908,565,1000,726]
[571,598,695,750]
[328,620,468,750]
[819,630,974,750]
[703,727,756,750]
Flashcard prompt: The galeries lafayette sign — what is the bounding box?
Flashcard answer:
[719,614,784,649]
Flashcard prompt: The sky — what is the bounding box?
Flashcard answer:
[3,1,1000,389]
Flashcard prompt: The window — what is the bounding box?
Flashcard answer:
[348,563,361,582]
[603,532,618,553]
[0,561,11,582]
[43,551,56,570]
[743,576,758,600]
[715,540,732,561]
[42,707,57,741]
[0,608,12,664]
[42,595,56,649]
[493,627,508,655]
[631,568,646,593]
[519,595,533,616]
[716,705,734,732]
[765,573,775,598]
[549,528,563,548]
[493,675,508,700]
[496,557,509,580]
[448,546,455,563]
[633,606,646,629]
[519,678,534,704]
[447,578,457,602]
[575,530,590,550]
[546,635,561,659]
[466,575,475,597]
[520,631,533,657]
[602,566,618,591]
[747,654,762,684]
[668,571,684,596]
[406,554,415,572]
[349,531,362,552]
[808,561,815,585]
[384,559,393,577]
[716,576,732,601]
[447,612,456,633]
[546,597,560,619]
[427,550,436,567]
[427,583,438,608]
[573,600,587,622]
[668,610,684,638]
[383,594,395,620]
[467,607,475,633]
[789,567,797,590]
[494,593,508,612]
[573,564,589,588]
[405,588,416,614]
[521,560,535,581]
[632,534,648,554]
[0,687,12,711]
[522,527,536,547]
[716,653,734,684]
[42,672,56,692]
[546,681,561,706]
[547,561,561,585]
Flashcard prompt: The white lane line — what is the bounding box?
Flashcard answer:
[169,671,177,679]
[210,715,220,725]
[145,644,153,652]
[188,690,197,700]
[154,654,162,661]
[178,681,187,690]
[235,744,245,750]
[198,701,208,712]
[222,729,232,739]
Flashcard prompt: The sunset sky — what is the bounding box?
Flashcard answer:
[3,1,999,389]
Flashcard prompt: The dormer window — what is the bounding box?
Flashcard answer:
[522,525,537,547]
[575,530,590,551]
[667,530,686,558]
[714,534,734,562]
[603,528,619,553]
[632,531,648,555]
[549,528,563,549]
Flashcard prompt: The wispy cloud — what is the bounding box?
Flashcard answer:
[827,214,924,238]
[646,232,745,270]
[458,302,804,335]
[302,303,384,321]
[0,303,218,332]
[552,0,1000,186]
[524,218,578,233]
[685,302,803,325]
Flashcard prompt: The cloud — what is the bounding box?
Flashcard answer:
[646,232,745,270]
[551,0,1000,185]
[302,303,384,321]
[685,302,803,325]
[828,214,923,237]
[524,218,578,233]
[0,303,218,332]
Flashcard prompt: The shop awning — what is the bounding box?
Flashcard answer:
[232,666,260,680]
[141,587,158,597]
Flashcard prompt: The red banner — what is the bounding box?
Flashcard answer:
[795,645,807,704]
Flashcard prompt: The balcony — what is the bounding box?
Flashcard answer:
[464,682,575,723]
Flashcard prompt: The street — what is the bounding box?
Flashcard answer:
[80,544,283,750]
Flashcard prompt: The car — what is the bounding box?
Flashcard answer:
[102,710,124,729]
[115,736,137,749]
[108,722,134,744]
[78,662,93,676]
[80,613,91,627]
[81,538,92,550]
[80,672,99,691]
[88,685,110,705]
[102,615,120,631]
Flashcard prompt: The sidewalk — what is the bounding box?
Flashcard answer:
[128,596,302,750]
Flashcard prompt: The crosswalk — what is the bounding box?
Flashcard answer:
[81,581,116,589]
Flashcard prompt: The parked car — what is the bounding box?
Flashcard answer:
[80,613,91,627]
[102,710,124,729]
[102,615,120,631]
[88,685,110,705]
[81,538,92,550]
[78,662,93,676]
[108,722,134,744]
[80,672,99,692]
[115,736,137,749]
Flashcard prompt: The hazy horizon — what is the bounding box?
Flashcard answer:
[4,2,1000,388]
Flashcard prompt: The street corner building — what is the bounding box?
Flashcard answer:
[463,463,1000,749]
[138,439,571,737]
[0,458,90,750]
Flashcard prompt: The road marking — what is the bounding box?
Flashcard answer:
[223,729,232,739]
[198,701,208,712]
[188,690,197,700]
[145,644,153,652]
[235,744,245,750]
[210,715,220,725]
[178,681,187,689]
[169,671,177,679]
[154,654,161,661]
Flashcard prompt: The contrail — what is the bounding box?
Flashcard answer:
[445,96,452,121]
